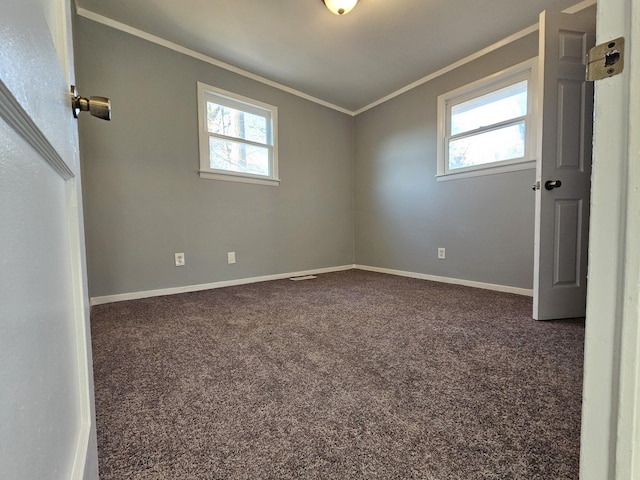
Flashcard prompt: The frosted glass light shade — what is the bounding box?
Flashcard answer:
[323,0,359,15]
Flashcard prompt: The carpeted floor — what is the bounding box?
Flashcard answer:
[91,270,584,479]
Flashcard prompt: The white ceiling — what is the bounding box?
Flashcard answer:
[74,0,588,112]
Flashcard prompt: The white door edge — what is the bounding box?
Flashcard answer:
[67,177,93,480]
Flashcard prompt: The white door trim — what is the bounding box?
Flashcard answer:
[580,0,640,478]
[66,177,93,479]
[610,0,640,474]
[0,82,73,179]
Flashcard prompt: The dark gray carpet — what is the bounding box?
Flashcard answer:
[91,270,584,479]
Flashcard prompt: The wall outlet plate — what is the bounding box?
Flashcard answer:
[438,248,446,259]
[227,252,236,264]
[175,252,185,266]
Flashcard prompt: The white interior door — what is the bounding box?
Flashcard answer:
[0,0,97,478]
[533,8,596,321]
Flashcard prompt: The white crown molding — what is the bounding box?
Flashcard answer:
[353,24,540,115]
[75,0,596,116]
[563,0,597,14]
[354,0,596,114]
[74,7,354,116]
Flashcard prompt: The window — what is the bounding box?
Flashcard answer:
[198,82,279,185]
[437,59,537,180]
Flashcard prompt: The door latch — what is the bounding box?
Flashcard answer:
[586,37,624,81]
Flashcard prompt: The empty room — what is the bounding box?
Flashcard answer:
[1,0,639,479]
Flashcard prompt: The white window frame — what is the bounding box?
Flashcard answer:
[197,82,279,186]
[436,58,538,181]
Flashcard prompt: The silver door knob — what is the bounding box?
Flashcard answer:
[70,85,111,121]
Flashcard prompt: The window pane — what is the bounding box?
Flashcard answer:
[207,102,268,144]
[448,122,525,170]
[209,137,270,176]
[451,80,527,135]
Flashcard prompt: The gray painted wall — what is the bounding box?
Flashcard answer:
[354,34,539,289]
[75,18,355,298]
[75,17,539,298]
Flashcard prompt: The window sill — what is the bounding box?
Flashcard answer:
[198,170,281,186]
[436,160,535,182]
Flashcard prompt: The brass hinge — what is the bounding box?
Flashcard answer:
[586,37,625,81]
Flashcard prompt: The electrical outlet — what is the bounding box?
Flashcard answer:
[227,252,236,264]
[438,248,446,259]
[174,252,185,266]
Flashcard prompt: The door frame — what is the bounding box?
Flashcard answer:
[580,0,640,477]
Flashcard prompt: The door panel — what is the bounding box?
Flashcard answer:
[553,199,581,286]
[0,119,80,479]
[0,0,97,478]
[557,80,586,169]
[533,8,595,320]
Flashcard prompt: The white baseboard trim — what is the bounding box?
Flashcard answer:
[91,263,533,306]
[354,265,534,297]
[89,265,356,306]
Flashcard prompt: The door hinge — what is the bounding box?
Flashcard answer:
[586,37,624,81]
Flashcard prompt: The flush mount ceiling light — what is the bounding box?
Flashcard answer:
[322,0,359,15]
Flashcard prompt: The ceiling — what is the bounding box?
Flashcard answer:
[74,0,587,112]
